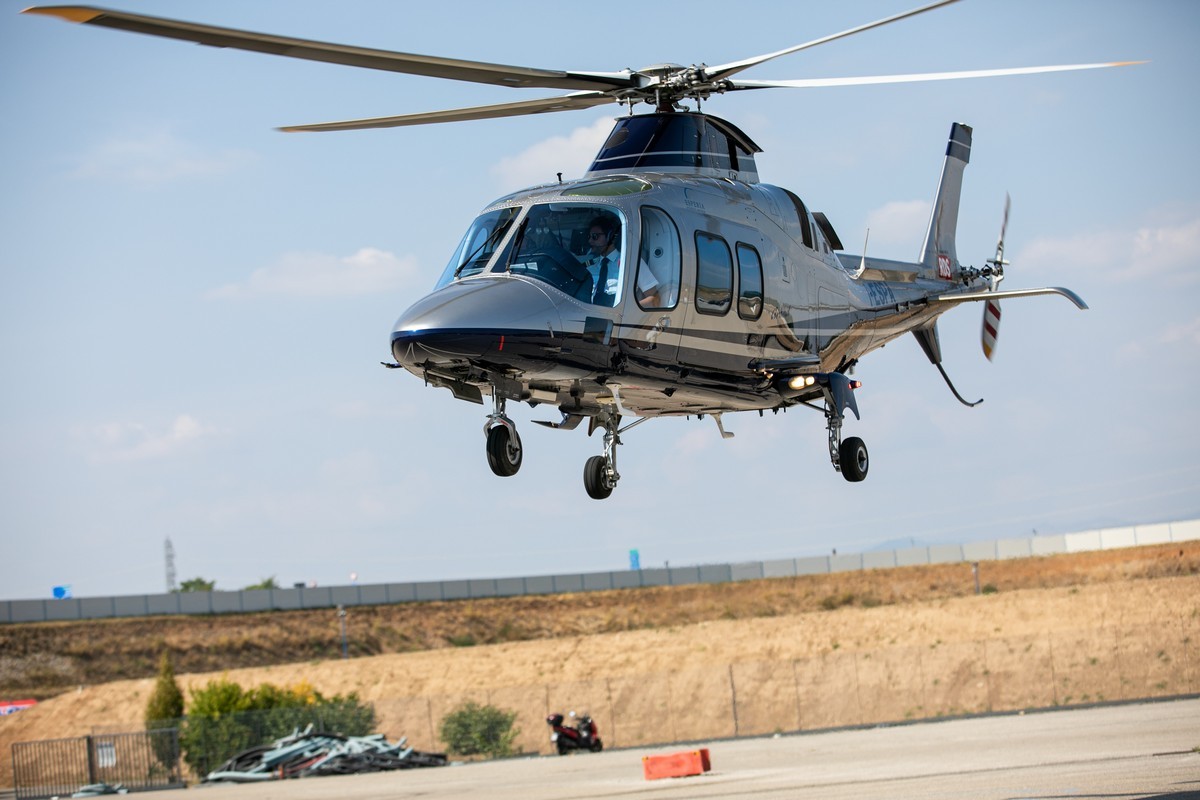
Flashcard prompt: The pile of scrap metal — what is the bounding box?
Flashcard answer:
[205,726,448,782]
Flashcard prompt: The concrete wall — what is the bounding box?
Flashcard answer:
[3,517,1197,625]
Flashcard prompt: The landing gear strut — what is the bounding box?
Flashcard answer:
[484,393,522,477]
[582,412,648,499]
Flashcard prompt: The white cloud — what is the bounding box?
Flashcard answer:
[1159,316,1200,348]
[208,247,418,299]
[490,117,615,191]
[1018,214,1200,286]
[864,200,931,255]
[73,127,253,185]
[90,414,215,462]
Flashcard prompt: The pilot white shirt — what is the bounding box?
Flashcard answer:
[584,250,620,301]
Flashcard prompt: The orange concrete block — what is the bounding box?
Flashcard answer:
[642,748,712,780]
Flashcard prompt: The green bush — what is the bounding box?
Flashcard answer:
[179,678,374,777]
[439,701,519,759]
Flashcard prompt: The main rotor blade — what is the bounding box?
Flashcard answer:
[280,92,616,132]
[727,60,1146,91]
[23,6,636,92]
[706,0,962,82]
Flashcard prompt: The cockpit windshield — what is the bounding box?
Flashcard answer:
[435,206,519,288]
[437,203,626,307]
[503,204,625,306]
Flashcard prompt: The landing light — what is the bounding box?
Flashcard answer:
[850,380,862,390]
[788,375,816,390]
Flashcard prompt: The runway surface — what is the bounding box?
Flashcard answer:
[135,698,1200,799]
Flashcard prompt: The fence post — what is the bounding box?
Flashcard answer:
[85,735,97,785]
[728,664,740,737]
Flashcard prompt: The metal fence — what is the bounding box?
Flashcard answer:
[375,620,1200,758]
[11,730,182,800]
[3,518,1197,624]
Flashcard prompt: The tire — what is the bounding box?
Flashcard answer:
[583,455,613,499]
[556,741,570,756]
[839,436,869,482]
[486,425,522,477]
[590,740,604,753]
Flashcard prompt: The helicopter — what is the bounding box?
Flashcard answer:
[24,1,1139,500]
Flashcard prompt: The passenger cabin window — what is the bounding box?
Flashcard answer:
[694,232,733,315]
[636,207,681,310]
[501,203,626,306]
[736,243,763,320]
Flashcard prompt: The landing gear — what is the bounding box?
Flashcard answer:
[484,393,522,477]
[583,415,620,500]
[822,373,868,482]
[581,411,648,500]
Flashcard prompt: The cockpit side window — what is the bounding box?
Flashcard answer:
[636,207,681,310]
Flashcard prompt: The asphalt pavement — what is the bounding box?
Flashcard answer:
[130,698,1200,800]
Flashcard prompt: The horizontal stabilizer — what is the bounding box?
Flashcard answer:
[934,286,1088,309]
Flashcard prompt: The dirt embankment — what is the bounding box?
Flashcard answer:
[1,542,1198,790]
[4,542,1196,700]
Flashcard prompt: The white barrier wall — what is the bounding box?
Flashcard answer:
[3,518,1197,624]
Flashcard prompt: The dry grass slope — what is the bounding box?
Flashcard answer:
[1,542,1197,788]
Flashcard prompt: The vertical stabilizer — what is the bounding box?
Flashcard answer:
[919,122,972,280]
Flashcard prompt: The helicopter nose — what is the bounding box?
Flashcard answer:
[390,276,564,373]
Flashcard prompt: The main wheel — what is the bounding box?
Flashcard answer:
[486,425,522,477]
[583,455,613,499]
[839,436,869,482]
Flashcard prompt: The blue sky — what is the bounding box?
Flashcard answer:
[2,0,1197,600]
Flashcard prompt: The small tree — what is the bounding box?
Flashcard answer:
[177,577,215,592]
[145,651,185,725]
[439,701,520,759]
[144,651,184,771]
[243,576,280,590]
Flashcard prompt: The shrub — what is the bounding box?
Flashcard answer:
[179,678,374,777]
[439,701,519,759]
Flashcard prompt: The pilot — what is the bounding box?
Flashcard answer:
[582,215,621,306]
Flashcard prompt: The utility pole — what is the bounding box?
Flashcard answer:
[164,538,177,593]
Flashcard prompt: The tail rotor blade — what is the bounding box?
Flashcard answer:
[981,298,1001,361]
[993,192,1011,270]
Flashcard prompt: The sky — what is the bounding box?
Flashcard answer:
[2,0,1197,601]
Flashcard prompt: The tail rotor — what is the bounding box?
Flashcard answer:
[980,194,1010,361]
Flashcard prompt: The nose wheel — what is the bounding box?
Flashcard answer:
[484,393,522,477]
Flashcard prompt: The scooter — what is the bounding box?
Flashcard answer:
[546,711,603,755]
